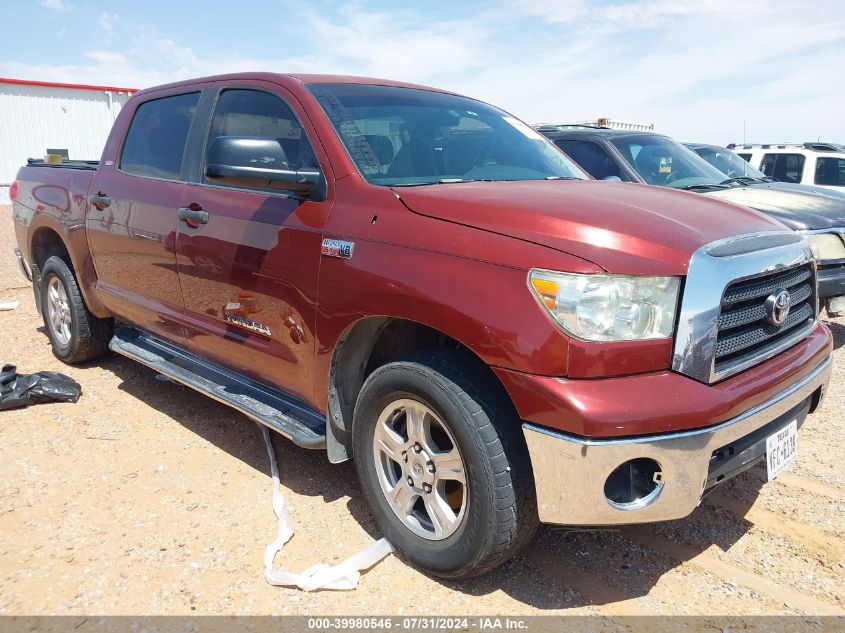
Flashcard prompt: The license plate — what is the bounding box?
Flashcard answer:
[766,420,798,481]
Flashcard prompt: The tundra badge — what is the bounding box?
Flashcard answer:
[321,238,354,259]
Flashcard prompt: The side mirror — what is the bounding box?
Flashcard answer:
[205,136,325,199]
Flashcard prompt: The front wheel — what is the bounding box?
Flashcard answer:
[353,349,538,579]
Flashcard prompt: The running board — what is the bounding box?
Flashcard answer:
[109,326,326,449]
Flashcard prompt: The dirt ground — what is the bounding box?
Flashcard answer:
[1,204,843,616]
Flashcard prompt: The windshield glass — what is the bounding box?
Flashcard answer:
[689,145,767,179]
[307,83,587,186]
[610,134,727,189]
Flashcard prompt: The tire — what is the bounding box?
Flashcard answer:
[352,348,538,579]
[40,256,113,363]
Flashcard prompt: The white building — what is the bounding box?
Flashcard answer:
[0,78,137,203]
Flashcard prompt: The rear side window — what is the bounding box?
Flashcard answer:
[760,153,805,183]
[120,92,199,180]
[815,157,845,186]
[737,153,752,162]
[555,139,624,180]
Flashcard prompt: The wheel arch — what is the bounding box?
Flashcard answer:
[28,223,109,318]
[325,315,514,463]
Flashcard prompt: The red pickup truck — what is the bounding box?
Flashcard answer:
[10,73,833,579]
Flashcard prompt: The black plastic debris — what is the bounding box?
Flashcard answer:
[0,365,82,411]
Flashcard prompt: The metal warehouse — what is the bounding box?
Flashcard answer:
[0,78,137,203]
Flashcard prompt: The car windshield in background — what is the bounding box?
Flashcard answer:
[308,83,587,186]
[689,145,768,180]
[610,135,727,189]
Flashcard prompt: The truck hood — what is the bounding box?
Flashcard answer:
[394,180,786,275]
[704,184,845,231]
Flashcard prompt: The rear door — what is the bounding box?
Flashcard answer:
[86,89,201,341]
[175,83,333,406]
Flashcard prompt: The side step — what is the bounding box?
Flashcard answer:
[109,326,326,449]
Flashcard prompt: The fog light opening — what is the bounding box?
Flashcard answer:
[604,458,663,510]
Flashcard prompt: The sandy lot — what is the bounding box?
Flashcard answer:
[0,206,843,616]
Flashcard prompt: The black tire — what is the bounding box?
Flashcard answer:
[352,348,538,579]
[40,256,112,363]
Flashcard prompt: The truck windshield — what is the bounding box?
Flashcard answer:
[308,83,587,186]
[610,134,728,189]
[689,145,769,180]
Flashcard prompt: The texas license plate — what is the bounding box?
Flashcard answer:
[766,420,798,481]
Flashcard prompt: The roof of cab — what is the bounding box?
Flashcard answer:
[131,72,456,99]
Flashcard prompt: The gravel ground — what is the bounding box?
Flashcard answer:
[0,208,843,616]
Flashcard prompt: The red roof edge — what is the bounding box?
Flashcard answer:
[0,77,139,93]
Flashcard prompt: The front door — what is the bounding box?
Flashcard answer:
[86,90,201,342]
[176,86,331,406]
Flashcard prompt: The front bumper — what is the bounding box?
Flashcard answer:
[522,354,832,525]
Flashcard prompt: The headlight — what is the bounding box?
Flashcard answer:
[529,270,681,341]
[804,233,845,261]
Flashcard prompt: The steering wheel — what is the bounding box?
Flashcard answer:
[663,171,680,185]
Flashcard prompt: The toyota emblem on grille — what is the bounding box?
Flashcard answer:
[764,289,791,326]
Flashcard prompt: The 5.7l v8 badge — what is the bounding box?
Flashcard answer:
[321,238,354,259]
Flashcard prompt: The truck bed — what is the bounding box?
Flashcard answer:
[26,158,99,170]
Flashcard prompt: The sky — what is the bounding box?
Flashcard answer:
[2,0,844,145]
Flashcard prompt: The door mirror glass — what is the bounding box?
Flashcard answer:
[205,136,321,193]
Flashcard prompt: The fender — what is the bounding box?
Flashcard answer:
[15,176,110,318]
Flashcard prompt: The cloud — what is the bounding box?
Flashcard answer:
[294,3,491,81]
[39,0,73,12]
[4,0,845,144]
[84,51,129,65]
[99,11,117,34]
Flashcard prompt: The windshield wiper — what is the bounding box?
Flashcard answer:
[391,179,475,187]
[720,177,759,186]
[682,183,729,191]
[545,176,581,180]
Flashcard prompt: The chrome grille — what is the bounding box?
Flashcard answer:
[714,264,816,375]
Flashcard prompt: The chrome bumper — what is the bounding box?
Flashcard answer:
[14,248,32,282]
[523,355,832,525]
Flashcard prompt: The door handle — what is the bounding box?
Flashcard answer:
[88,192,111,210]
[177,206,209,227]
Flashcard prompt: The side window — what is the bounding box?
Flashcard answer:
[737,153,752,162]
[760,153,805,183]
[759,154,776,177]
[815,157,845,186]
[555,140,624,180]
[204,89,318,191]
[120,92,200,180]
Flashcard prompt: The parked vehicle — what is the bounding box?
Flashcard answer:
[728,142,845,190]
[538,126,845,316]
[11,74,833,579]
[536,119,654,132]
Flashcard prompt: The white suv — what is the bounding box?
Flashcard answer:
[728,143,845,190]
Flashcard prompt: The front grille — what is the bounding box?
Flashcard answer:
[714,263,816,375]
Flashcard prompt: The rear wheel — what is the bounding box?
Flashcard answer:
[353,349,538,579]
[40,256,112,363]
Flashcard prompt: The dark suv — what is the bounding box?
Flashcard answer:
[538,126,845,316]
